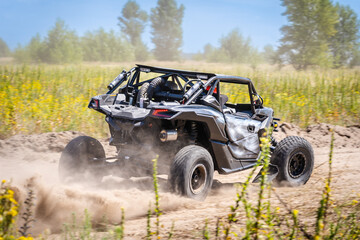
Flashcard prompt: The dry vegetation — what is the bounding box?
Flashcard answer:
[1,62,360,239]
[1,62,359,139]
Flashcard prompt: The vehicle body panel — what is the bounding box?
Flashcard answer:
[88,65,276,175]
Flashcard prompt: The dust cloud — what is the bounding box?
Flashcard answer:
[0,131,193,234]
[18,177,190,234]
[1,122,360,235]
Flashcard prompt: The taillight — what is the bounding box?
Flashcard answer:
[206,86,217,93]
[93,99,99,108]
[151,109,176,118]
[89,98,99,109]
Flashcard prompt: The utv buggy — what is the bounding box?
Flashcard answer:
[59,65,314,200]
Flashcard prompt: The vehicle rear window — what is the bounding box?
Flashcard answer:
[220,82,250,104]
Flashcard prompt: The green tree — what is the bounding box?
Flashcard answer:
[330,4,360,67]
[249,48,263,70]
[150,0,184,61]
[203,43,223,62]
[218,29,254,63]
[262,44,277,64]
[278,0,338,69]
[118,0,147,45]
[0,38,10,57]
[13,34,45,63]
[350,47,360,67]
[118,0,149,61]
[81,28,134,62]
[198,30,260,64]
[42,19,82,63]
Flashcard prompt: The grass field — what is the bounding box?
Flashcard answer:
[1,62,360,239]
[1,62,359,139]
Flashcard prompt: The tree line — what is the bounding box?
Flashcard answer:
[276,0,360,69]
[0,0,184,64]
[0,0,359,69]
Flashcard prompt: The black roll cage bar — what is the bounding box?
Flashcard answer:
[106,64,260,114]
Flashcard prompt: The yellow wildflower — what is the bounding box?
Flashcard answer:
[293,209,299,216]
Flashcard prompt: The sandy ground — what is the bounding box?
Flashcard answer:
[0,123,359,239]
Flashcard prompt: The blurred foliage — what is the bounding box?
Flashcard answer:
[118,0,149,61]
[278,0,360,69]
[13,20,135,64]
[43,19,82,64]
[150,0,184,61]
[14,20,82,64]
[262,44,277,65]
[0,64,125,138]
[350,47,360,67]
[0,63,359,139]
[193,29,266,69]
[278,0,338,70]
[6,0,360,68]
[330,3,360,68]
[81,28,134,62]
[219,29,253,63]
[0,38,10,58]
[118,0,148,46]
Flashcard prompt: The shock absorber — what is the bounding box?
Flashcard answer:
[270,136,277,152]
[190,121,198,141]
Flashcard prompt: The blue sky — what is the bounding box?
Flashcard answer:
[1,0,359,53]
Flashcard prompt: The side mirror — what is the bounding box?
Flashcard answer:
[252,94,263,107]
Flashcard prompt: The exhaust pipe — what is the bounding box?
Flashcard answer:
[159,130,178,142]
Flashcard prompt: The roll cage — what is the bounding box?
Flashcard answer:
[104,64,262,114]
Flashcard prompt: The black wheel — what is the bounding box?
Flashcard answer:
[59,136,105,183]
[271,136,314,186]
[170,145,214,201]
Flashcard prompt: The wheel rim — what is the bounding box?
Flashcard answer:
[190,164,207,195]
[288,152,306,178]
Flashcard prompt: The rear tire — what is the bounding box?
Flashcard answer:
[271,136,314,186]
[59,136,105,184]
[170,145,214,201]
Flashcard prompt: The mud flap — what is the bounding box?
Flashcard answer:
[252,164,279,183]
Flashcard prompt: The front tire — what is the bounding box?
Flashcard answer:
[271,136,314,186]
[170,145,214,201]
[59,136,105,184]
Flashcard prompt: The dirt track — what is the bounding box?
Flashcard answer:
[0,123,359,239]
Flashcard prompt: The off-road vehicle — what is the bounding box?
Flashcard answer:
[59,65,314,200]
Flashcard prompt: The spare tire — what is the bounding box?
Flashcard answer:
[147,77,166,100]
[271,136,314,186]
[136,82,150,103]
